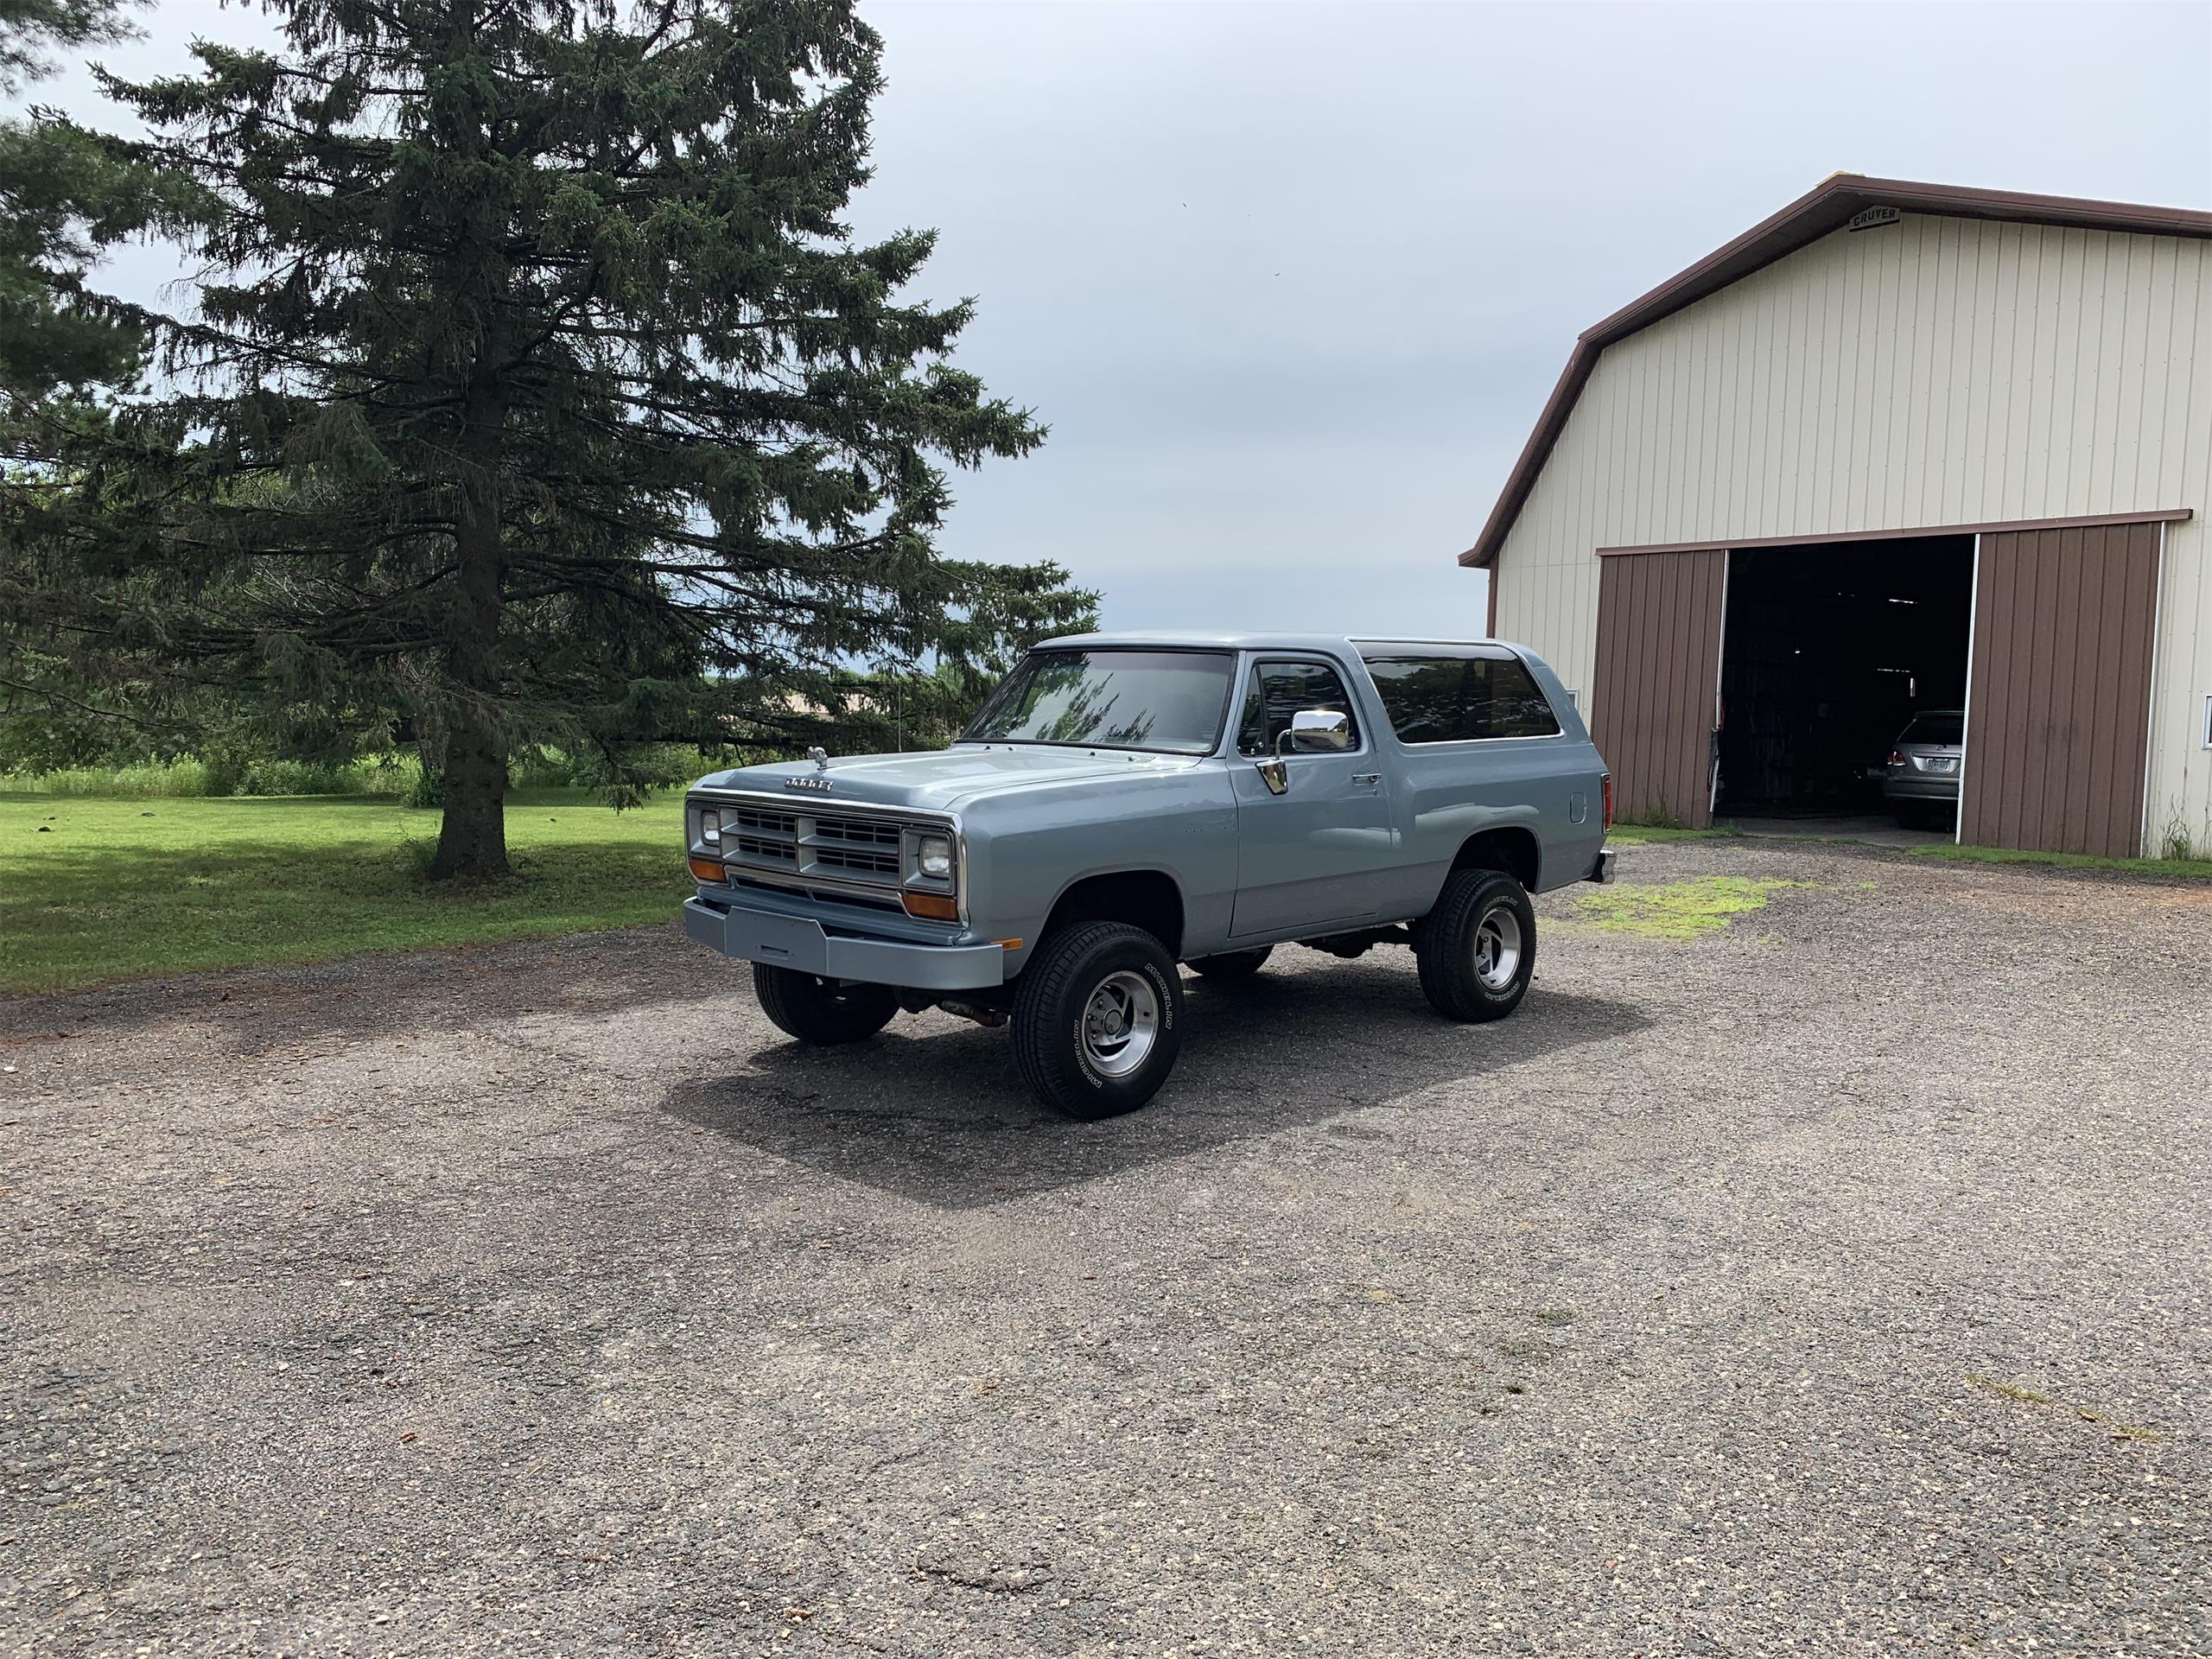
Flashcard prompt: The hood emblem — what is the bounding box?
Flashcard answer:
[808,746,830,771]
[785,772,832,792]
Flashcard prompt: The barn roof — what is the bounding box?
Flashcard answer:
[1459,175,2212,570]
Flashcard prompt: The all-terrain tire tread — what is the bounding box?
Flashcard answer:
[1413,868,1535,1023]
[753,963,897,1045]
[1012,922,1181,1118]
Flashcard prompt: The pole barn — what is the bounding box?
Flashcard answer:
[1465,175,2212,859]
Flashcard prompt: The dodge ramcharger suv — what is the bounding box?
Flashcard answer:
[682,632,1614,1118]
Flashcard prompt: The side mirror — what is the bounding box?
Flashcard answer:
[1257,708,1351,793]
[1280,708,1351,755]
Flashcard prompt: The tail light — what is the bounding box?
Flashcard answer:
[1886,751,1905,767]
[1601,773,1613,831]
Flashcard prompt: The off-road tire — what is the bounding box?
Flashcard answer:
[1012,922,1185,1120]
[1413,868,1536,1023]
[1186,946,1273,982]
[753,964,899,1046]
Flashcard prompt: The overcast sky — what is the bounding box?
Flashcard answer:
[29,0,2212,637]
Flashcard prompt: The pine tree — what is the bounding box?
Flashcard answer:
[8,0,1090,875]
[0,0,177,397]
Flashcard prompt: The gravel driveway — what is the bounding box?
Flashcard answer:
[4,838,2209,1657]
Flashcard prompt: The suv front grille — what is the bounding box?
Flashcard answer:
[811,815,900,849]
[732,807,798,837]
[702,798,947,905]
[812,845,901,877]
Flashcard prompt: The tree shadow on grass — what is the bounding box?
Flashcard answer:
[662,959,1649,1211]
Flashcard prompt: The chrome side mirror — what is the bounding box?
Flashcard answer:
[1281,708,1351,754]
[1257,708,1351,793]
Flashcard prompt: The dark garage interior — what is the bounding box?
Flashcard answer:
[1715,535,1974,817]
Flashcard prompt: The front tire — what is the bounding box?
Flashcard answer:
[1187,946,1273,982]
[1413,868,1535,1022]
[1012,923,1185,1120]
[753,964,898,1046]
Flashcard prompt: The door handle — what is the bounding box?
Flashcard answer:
[1352,772,1381,786]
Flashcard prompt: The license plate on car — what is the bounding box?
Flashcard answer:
[1925,757,1957,772]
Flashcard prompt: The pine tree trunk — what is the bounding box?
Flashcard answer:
[429,697,507,880]
[428,375,510,881]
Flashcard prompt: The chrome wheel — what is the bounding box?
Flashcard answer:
[1472,906,1522,992]
[1080,969,1159,1078]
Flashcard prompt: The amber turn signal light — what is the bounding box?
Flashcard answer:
[901,891,958,921]
[687,855,724,882]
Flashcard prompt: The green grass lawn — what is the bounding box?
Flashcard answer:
[2,789,690,994]
[1910,841,2212,880]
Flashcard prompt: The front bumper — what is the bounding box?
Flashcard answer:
[682,896,1007,991]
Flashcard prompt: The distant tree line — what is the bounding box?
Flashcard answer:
[0,0,1095,875]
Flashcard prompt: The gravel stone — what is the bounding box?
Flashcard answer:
[2,836,2208,1656]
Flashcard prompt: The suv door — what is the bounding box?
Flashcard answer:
[1226,656,1396,938]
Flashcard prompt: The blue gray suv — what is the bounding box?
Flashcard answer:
[683,633,1614,1118]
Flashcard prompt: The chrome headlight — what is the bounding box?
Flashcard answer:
[697,808,721,848]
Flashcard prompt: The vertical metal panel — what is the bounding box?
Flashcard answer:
[1487,213,2211,846]
[1589,550,1726,827]
[1960,523,2162,856]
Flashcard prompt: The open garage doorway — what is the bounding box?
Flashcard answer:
[1714,535,1975,835]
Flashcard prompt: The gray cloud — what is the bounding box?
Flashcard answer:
[28,0,2212,638]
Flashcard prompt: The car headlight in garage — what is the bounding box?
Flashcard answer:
[914,832,953,880]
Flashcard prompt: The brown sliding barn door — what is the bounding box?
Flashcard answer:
[1589,550,1727,829]
[1961,523,2162,858]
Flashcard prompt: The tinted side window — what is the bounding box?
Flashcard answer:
[1236,659,1361,756]
[1359,651,1561,742]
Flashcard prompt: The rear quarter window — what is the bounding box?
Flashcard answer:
[1359,650,1561,743]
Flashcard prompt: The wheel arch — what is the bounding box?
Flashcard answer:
[1447,824,1541,892]
[1039,868,1186,958]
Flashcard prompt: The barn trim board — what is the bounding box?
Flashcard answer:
[1592,509,2190,560]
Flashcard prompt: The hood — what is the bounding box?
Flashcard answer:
[692,743,1201,815]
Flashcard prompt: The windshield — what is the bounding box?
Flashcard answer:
[961,649,1236,755]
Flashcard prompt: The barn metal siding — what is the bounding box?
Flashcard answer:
[1488,213,2212,853]
[1961,524,2163,857]
[1588,550,1726,827]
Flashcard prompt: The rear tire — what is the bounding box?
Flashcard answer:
[1012,922,1185,1120]
[1413,869,1535,1023]
[753,965,898,1046]
[1187,946,1273,982]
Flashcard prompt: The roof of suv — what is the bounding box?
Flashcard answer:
[1036,631,1503,653]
